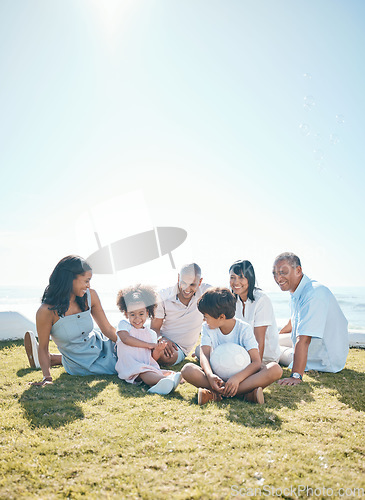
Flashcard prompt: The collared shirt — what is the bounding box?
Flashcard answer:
[290,274,348,372]
[155,283,212,354]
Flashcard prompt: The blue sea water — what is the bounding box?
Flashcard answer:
[0,285,364,332]
[265,287,365,332]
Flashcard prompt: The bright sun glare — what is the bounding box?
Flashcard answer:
[90,0,135,38]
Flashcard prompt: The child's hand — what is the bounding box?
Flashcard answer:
[145,342,157,350]
[153,340,167,356]
[223,374,241,397]
[207,373,225,394]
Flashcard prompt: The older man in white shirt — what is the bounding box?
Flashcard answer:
[272,252,349,385]
[151,263,211,366]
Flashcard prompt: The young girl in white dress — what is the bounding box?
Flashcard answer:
[115,284,181,395]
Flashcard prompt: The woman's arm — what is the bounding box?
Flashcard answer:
[117,330,157,349]
[90,289,117,342]
[279,319,292,334]
[253,326,267,361]
[33,305,54,384]
[252,294,275,360]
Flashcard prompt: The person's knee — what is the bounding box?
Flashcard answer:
[279,333,293,348]
[181,362,196,380]
[279,347,293,367]
[267,362,283,380]
[275,363,284,378]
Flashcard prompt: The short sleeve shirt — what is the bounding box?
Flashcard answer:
[154,283,211,354]
[117,319,132,333]
[235,289,280,363]
[290,275,349,372]
[201,318,259,353]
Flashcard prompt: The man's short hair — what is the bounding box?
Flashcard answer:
[180,263,201,279]
[274,252,301,268]
[198,287,236,319]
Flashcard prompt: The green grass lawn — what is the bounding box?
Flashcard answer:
[1,341,364,499]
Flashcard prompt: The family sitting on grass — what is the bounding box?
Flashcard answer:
[24,253,349,405]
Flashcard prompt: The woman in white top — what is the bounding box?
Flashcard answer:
[229,260,280,364]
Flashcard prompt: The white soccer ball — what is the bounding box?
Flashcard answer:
[210,343,251,381]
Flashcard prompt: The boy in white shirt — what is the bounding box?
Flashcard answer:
[181,288,282,405]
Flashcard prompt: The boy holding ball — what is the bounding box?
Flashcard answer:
[181,288,282,405]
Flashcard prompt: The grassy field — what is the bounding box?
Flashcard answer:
[0,341,364,500]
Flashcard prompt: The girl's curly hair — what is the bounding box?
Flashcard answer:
[116,284,157,318]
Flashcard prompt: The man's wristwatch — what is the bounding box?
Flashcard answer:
[290,372,302,380]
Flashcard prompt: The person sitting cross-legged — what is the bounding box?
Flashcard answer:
[181,287,282,405]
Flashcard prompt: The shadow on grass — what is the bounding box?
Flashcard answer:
[17,367,37,377]
[306,367,365,412]
[19,372,116,429]
[116,380,186,403]
[222,366,365,427]
[220,385,315,429]
[181,365,316,429]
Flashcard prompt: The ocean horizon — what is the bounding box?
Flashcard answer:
[0,285,364,333]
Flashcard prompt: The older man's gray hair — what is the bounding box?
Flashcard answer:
[274,252,301,268]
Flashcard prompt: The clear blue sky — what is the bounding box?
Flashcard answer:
[1,0,364,290]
